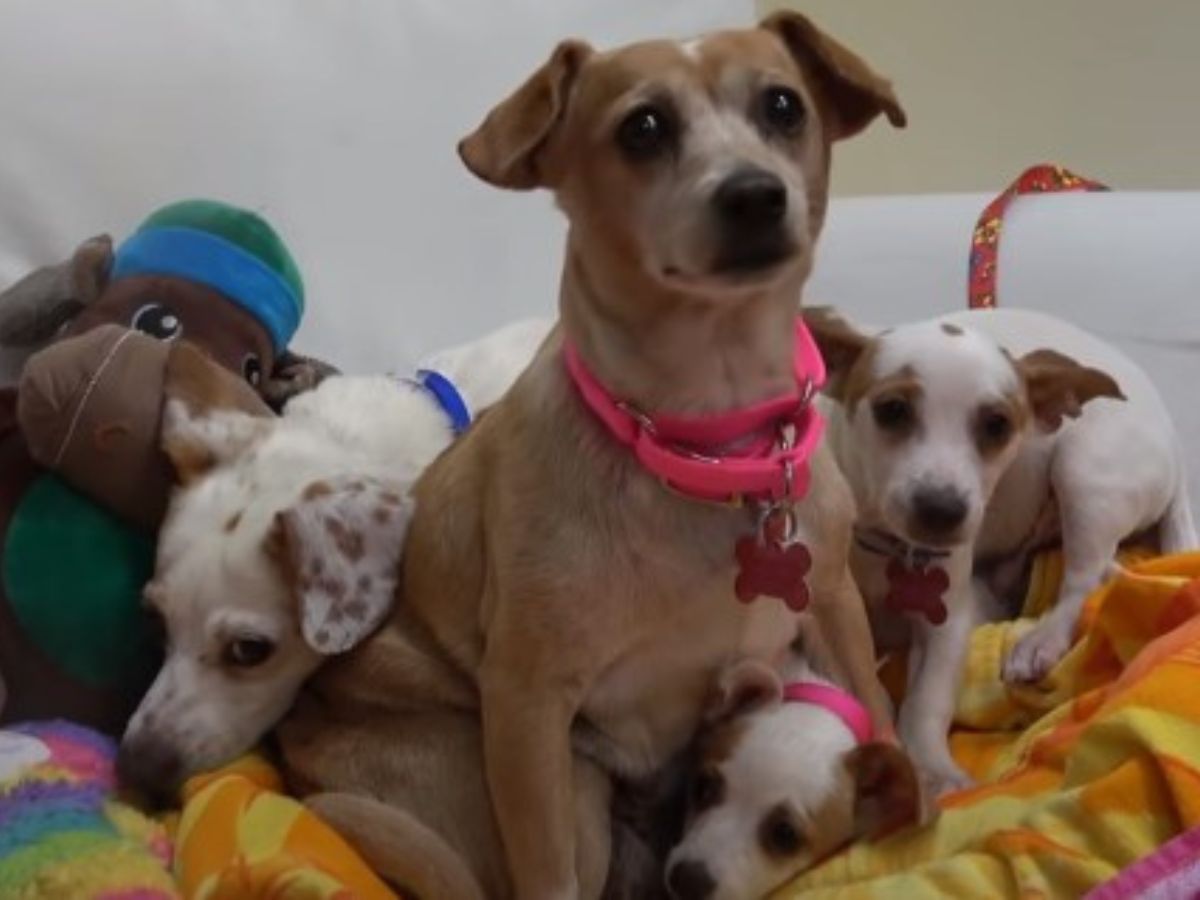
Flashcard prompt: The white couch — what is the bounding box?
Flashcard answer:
[1,0,1195,512]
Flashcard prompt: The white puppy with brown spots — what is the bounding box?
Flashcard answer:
[666,639,920,900]
[117,318,548,798]
[806,306,1195,797]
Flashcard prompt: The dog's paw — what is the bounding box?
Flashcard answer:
[1003,620,1073,684]
[919,762,975,801]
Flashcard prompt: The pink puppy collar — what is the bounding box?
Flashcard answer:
[782,682,873,745]
[563,319,826,506]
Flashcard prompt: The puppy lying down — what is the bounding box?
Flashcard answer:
[117,318,549,796]
[667,630,920,900]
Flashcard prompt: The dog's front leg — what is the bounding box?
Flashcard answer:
[480,603,600,900]
[898,566,980,799]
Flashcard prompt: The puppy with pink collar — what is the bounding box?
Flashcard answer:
[666,640,920,900]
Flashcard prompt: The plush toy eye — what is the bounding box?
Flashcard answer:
[616,104,676,160]
[222,636,275,668]
[242,354,263,388]
[761,86,805,136]
[131,303,183,341]
[872,397,914,432]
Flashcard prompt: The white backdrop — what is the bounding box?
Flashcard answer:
[0,0,752,378]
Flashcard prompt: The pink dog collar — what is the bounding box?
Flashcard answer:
[782,682,873,745]
[563,319,826,505]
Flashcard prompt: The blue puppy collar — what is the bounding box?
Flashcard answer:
[413,369,471,436]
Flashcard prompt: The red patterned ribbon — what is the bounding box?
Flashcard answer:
[968,164,1109,309]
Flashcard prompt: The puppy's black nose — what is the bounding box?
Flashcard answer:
[713,167,787,230]
[666,859,716,900]
[911,485,969,537]
[116,735,183,807]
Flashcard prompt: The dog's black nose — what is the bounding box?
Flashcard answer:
[713,167,787,230]
[116,735,183,807]
[911,485,969,536]
[666,859,716,900]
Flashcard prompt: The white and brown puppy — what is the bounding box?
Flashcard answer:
[666,646,919,900]
[807,306,1196,795]
[116,318,547,796]
[277,12,907,900]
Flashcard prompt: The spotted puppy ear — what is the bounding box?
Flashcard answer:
[705,658,784,723]
[845,742,923,840]
[1017,348,1124,431]
[269,476,413,655]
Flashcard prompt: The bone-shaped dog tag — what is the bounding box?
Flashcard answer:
[883,559,949,625]
[734,506,812,612]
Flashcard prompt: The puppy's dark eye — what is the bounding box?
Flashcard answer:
[979,410,1012,445]
[242,353,263,388]
[131,303,182,341]
[691,768,725,811]
[760,807,804,857]
[872,397,914,432]
[223,637,275,668]
[616,104,675,160]
[761,86,805,136]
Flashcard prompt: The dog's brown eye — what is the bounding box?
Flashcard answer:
[980,410,1012,444]
[223,637,275,668]
[760,806,804,857]
[616,104,675,160]
[762,86,805,135]
[691,768,725,811]
[872,397,913,432]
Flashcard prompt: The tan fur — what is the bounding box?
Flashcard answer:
[280,13,903,899]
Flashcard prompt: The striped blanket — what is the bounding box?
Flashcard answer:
[780,551,1200,899]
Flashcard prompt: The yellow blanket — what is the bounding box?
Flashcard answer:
[780,551,1200,899]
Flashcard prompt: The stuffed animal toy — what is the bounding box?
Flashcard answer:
[0,200,332,734]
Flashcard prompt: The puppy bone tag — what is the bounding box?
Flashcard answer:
[883,559,949,625]
[734,506,812,612]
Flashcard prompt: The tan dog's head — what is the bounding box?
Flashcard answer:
[460,12,904,307]
[806,309,1124,549]
[117,347,410,800]
[666,660,919,899]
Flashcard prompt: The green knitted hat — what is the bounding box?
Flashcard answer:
[110,200,305,350]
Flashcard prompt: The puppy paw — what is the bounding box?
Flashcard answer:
[1003,620,1073,684]
[919,763,975,802]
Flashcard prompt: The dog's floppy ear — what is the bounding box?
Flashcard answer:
[1017,348,1124,431]
[704,658,783,723]
[0,235,113,347]
[845,742,923,840]
[802,306,872,401]
[268,476,412,655]
[458,39,593,190]
[761,11,906,139]
[161,341,274,485]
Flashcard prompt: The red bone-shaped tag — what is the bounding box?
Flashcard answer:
[883,559,949,625]
[734,508,812,612]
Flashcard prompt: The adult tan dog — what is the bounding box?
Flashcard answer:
[279,12,906,899]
